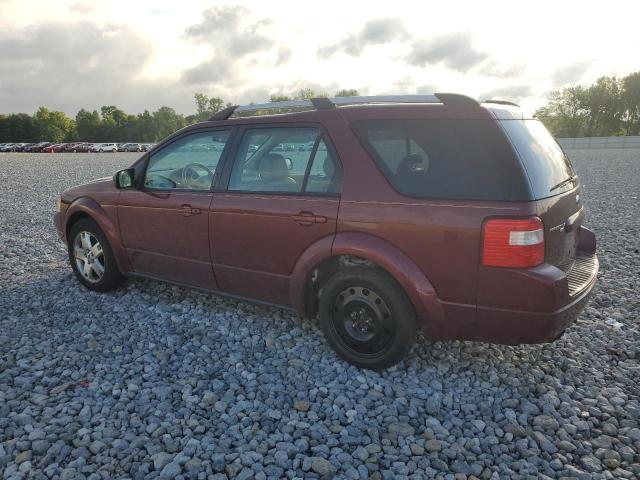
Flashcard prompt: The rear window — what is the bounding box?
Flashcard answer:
[352,119,530,201]
[500,120,576,199]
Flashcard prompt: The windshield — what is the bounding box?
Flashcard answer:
[500,120,576,199]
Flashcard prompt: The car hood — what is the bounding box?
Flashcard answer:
[61,176,117,203]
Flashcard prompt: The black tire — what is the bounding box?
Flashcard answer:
[318,266,416,370]
[67,218,125,292]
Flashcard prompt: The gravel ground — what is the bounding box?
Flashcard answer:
[0,150,639,480]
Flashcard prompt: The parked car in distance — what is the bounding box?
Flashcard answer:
[26,142,52,152]
[53,94,598,370]
[53,143,70,152]
[12,143,33,152]
[121,143,143,152]
[140,143,154,152]
[90,143,119,152]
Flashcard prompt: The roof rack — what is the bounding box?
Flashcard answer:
[208,93,478,121]
[482,99,520,107]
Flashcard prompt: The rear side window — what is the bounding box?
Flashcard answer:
[352,119,530,201]
[500,120,576,199]
[228,127,341,194]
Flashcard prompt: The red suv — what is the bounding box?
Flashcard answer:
[54,94,598,369]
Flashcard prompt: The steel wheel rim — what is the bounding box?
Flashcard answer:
[73,231,105,283]
[331,286,394,357]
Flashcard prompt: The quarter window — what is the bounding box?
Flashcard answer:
[228,127,340,194]
[352,119,530,201]
[144,130,230,190]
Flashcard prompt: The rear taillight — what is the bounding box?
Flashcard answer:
[482,217,544,268]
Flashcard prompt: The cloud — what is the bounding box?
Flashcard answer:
[416,84,438,95]
[0,21,195,115]
[479,62,526,79]
[551,61,590,87]
[276,46,292,65]
[181,6,279,87]
[69,2,92,14]
[480,85,532,102]
[181,57,235,86]
[184,5,273,57]
[405,32,487,72]
[318,17,408,58]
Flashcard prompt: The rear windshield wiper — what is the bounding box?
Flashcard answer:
[550,175,577,192]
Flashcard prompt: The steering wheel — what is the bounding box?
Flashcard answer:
[181,163,214,188]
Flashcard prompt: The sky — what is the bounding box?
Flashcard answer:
[0,0,639,116]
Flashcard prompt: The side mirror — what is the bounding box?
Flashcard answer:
[115,168,135,188]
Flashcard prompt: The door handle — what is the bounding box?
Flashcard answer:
[291,211,327,226]
[179,204,201,217]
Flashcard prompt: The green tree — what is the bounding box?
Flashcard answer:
[152,106,186,140]
[535,88,588,137]
[34,107,75,142]
[75,109,102,141]
[194,93,225,122]
[270,94,291,102]
[295,88,328,100]
[335,88,359,97]
[621,72,640,135]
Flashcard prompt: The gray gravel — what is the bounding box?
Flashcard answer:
[0,150,639,480]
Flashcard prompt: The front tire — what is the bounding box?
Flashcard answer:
[318,267,416,370]
[68,218,124,292]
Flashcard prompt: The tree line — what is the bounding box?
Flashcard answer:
[535,71,640,137]
[0,89,360,143]
[3,74,640,143]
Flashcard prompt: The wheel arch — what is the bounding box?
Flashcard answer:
[290,232,445,337]
[64,197,131,272]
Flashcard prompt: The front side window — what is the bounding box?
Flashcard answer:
[144,130,231,190]
[352,119,530,201]
[228,127,340,194]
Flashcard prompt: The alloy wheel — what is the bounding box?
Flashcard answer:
[73,231,105,283]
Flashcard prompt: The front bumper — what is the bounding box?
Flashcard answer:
[54,211,65,241]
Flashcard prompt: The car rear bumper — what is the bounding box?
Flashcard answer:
[427,226,598,344]
[474,251,598,344]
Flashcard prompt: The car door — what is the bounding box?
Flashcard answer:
[211,125,342,305]
[118,129,232,288]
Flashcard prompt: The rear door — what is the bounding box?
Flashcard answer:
[500,119,583,269]
[210,124,342,305]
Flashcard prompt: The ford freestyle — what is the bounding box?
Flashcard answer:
[53,94,598,370]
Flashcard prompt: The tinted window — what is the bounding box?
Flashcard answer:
[145,130,230,190]
[352,119,530,201]
[229,127,340,194]
[500,120,576,199]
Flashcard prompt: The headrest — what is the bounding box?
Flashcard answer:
[260,153,289,180]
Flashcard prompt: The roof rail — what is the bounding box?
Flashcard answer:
[209,105,238,121]
[482,99,520,107]
[207,93,478,120]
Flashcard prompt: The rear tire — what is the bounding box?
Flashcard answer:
[68,218,125,292]
[318,266,416,370]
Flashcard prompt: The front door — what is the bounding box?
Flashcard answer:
[211,125,342,305]
[118,129,232,288]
